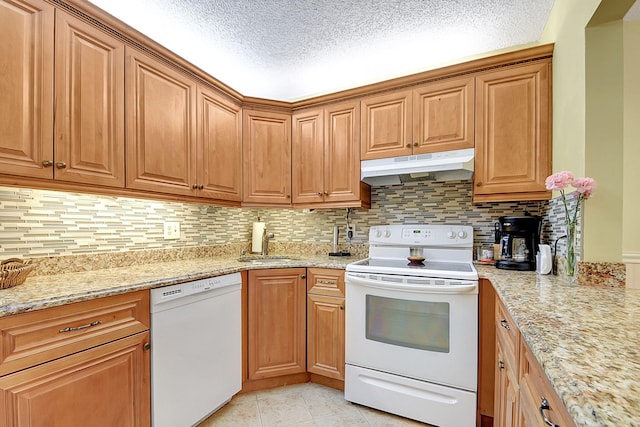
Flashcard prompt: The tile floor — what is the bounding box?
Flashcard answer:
[197,382,432,426]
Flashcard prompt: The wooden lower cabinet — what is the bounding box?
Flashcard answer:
[491,292,576,427]
[519,342,576,427]
[0,291,151,427]
[247,268,306,380]
[495,335,520,427]
[306,268,345,384]
[0,331,150,427]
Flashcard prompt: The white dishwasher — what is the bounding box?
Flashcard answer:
[150,272,241,427]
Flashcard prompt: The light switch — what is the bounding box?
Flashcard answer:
[163,221,180,239]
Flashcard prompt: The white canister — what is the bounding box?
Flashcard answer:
[536,244,552,274]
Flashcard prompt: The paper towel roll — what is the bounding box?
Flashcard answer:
[252,222,265,253]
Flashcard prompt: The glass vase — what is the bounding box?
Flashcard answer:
[565,222,577,277]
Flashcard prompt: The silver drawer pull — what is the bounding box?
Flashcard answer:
[318,279,336,285]
[500,319,511,330]
[59,320,102,333]
[539,397,560,427]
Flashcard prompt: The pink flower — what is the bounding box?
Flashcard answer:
[545,171,575,191]
[572,177,597,199]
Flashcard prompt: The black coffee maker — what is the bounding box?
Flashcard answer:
[495,215,542,271]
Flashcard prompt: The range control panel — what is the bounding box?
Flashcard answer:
[369,224,474,247]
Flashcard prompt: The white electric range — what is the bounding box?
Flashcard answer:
[345,224,478,427]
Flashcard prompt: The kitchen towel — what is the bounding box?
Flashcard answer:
[252,222,265,253]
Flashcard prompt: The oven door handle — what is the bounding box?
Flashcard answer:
[346,274,477,294]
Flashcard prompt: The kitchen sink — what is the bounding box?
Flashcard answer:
[237,256,299,263]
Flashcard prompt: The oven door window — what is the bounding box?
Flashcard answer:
[365,295,450,353]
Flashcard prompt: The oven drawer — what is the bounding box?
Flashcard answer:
[346,364,477,427]
[495,296,519,370]
[0,291,150,376]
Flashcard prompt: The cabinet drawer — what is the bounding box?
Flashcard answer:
[0,290,149,376]
[307,268,345,297]
[495,296,519,370]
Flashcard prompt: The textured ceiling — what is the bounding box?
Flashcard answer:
[88,0,556,101]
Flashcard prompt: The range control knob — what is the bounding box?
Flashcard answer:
[457,230,467,239]
[447,231,456,239]
[375,230,383,238]
[384,230,391,238]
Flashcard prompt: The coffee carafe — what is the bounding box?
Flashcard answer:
[495,215,542,271]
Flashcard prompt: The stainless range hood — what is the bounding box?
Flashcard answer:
[361,148,474,186]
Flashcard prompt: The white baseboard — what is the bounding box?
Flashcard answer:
[622,252,640,264]
[626,263,640,289]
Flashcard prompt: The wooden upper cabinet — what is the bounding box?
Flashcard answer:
[361,77,473,161]
[292,109,325,205]
[361,90,413,160]
[474,61,551,202]
[292,101,367,208]
[324,101,362,204]
[242,109,292,206]
[54,11,125,187]
[0,0,54,179]
[197,86,242,201]
[125,47,197,196]
[413,76,474,154]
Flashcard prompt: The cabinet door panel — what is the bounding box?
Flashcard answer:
[475,63,551,200]
[519,341,576,427]
[495,342,519,427]
[0,0,53,178]
[0,332,150,427]
[413,77,474,154]
[55,11,124,187]
[126,48,196,196]
[247,269,305,379]
[243,110,291,205]
[307,294,344,380]
[292,109,324,204]
[324,101,360,202]
[361,91,412,160]
[198,87,242,201]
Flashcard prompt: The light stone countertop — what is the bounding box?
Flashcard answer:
[479,265,640,427]
[0,255,355,317]
[1,257,638,426]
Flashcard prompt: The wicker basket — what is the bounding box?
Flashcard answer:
[0,258,34,290]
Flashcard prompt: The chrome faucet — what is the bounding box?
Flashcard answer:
[262,229,275,256]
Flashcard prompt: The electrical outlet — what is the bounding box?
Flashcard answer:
[346,225,355,240]
[163,221,180,239]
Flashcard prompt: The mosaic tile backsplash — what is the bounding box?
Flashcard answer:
[0,182,571,261]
